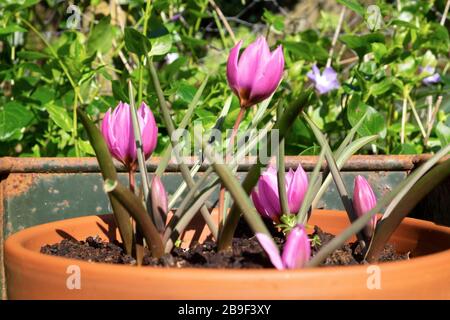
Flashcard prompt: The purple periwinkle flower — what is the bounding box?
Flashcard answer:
[307,64,340,94]
[256,224,311,270]
[353,175,378,236]
[101,101,158,170]
[251,165,308,221]
[420,66,441,85]
[227,36,284,108]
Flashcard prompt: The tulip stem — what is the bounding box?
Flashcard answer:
[105,179,164,258]
[128,81,151,204]
[276,104,289,216]
[219,107,246,231]
[218,92,312,251]
[148,61,218,240]
[129,169,144,265]
[78,110,133,255]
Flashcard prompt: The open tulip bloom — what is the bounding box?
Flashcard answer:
[251,165,308,221]
[101,101,158,170]
[227,37,284,108]
[79,32,450,272]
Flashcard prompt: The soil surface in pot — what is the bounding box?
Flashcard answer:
[40,220,409,268]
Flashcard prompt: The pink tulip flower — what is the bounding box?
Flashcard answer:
[251,165,308,221]
[256,224,311,270]
[151,175,168,232]
[101,101,158,170]
[151,175,168,216]
[227,36,285,108]
[353,175,378,236]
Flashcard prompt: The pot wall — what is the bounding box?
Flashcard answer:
[4,210,450,299]
[1,155,449,299]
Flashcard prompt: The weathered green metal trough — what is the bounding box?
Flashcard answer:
[1,155,449,299]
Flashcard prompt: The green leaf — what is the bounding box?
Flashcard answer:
[0,101,34,141]
[180,35,208,47]
[281,41,328,62]
[369,78,392,96]
[0,24,26,35]
[392,144,418,155]
[336,0,365,16]
[308,145,450,267]
[340,33,384,58]
[111,80,128,102]
[105,179,164,258]
[149,34,172,57]
[312,135,378,210]
[436,122,450,147]
[366,148,450,262]
[46,103,72,132]
[78,110,133,255]
[87,16,114,55]
[16,51,50,60]
[176,82,197,103]
[124,27,151,57]
[77,139,95,156]
[303,112,365,242]
[297,148,326,224]
[347,96,386,138]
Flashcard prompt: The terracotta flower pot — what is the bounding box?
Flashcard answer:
[4,210,450,299]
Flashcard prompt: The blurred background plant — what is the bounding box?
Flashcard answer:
[0,0,449,157]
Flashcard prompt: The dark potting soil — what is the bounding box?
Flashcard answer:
[40,220,409,268]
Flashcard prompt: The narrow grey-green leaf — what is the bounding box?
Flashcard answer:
[308,144,450,267]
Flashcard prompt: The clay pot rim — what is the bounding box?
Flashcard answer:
[5,210,450,276]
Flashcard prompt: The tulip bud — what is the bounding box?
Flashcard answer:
[256,223,311,270]
[255,233,284,270]
[251,165,308,221]
[101,102,158,170]
[353,175,378,237]
[227,36,284,108]
[281,224,311,269]
[307,64,340,94]
[151,175,168,233]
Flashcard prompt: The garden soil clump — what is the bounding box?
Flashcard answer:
[41,220,409,268]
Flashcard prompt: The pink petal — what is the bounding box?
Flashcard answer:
[236,37,268,92]
[151,175,168,214]
[101,108,113,151]
[285,168,294,188]
[258,168,281,216]
[353,175,377,217]
[281,224,311,269]
[287,165,308,214]
[248,45,284,103]
[353,175,377,234]
[138,102,158,159]
[226,40,242,95]
[255,233,284,270]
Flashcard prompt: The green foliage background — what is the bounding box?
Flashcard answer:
[0,0,449,157]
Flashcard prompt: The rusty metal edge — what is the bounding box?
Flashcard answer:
[0,155,447,173]
[0,174,6,300]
